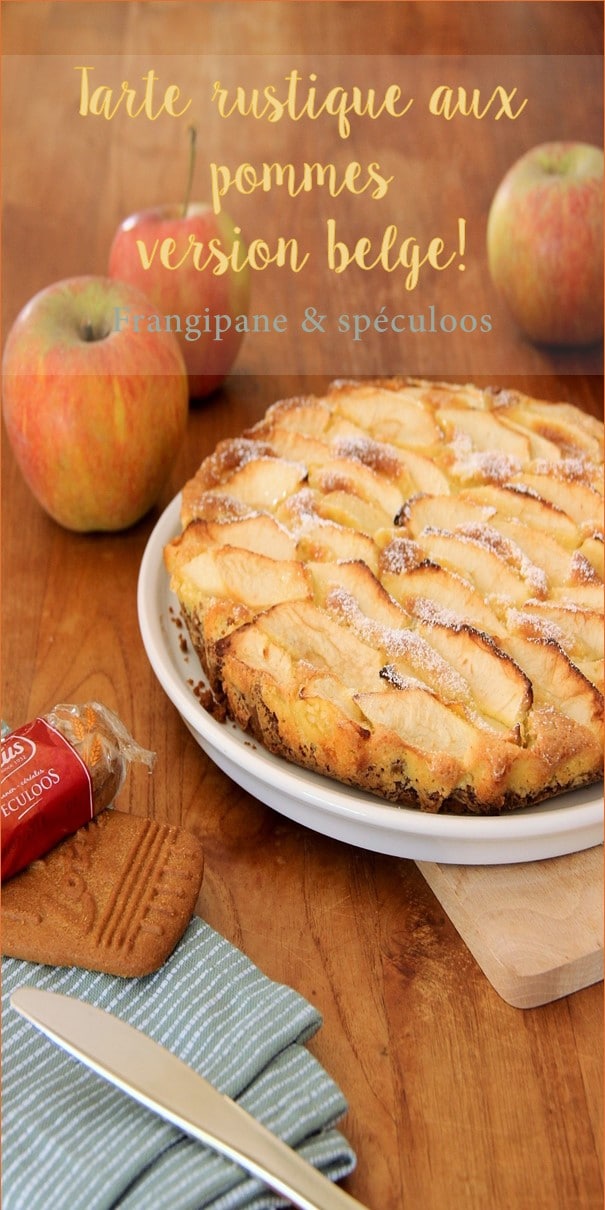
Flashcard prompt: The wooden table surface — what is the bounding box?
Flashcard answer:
[2,4,603,1208]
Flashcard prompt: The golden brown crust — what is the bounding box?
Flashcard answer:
[165,377,604,815]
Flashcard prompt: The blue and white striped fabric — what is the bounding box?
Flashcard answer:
[1,917,356,1209]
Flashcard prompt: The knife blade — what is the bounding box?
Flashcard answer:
[11,986,367,1210]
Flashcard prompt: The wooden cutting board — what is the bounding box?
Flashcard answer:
[417,845,603,1009]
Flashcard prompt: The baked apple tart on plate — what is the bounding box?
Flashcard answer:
[139,378,603,862]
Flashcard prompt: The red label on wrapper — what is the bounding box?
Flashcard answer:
[1,718,94,881]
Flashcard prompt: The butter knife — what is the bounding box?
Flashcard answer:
[11,986,367,1210]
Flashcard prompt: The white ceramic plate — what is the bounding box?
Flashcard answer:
[137,495,603,865]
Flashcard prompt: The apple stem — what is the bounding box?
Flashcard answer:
[82,320,95,342]
[182,125,197,218]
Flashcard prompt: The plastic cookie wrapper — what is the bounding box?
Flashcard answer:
[1,702,156,881]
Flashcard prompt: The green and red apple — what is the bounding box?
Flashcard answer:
[108,203,250,398]
[487,141,603,346]
[2,276,189,532]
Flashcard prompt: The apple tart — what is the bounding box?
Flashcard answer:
[164,378,604,814]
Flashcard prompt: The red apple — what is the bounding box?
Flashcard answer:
[486,141,603,346]
[2,276,189,532]
[108,203,250,398]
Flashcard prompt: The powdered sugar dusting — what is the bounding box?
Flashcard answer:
[379,537,423,574]
[450,436,522,484]
[333,436,402,479]
[456,523,549,596]
[531,456,595,484]
[507,607,566,646]
[570,551,602,585]
[171,375,603,813]
[209,438,276,485]
[325,586,469,699]
[281,488,319,525]
[408,596,488,634]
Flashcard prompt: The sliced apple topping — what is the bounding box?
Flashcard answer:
[317,583,471,705]
[413,528,541,605]
[355,686,476,758]
[331,435,404,480]
[297,670,367,724]
[306,562,514,739]
[508,602,604,659]
[368,623,518,742]
[383,561,507,638]
[165,514,298,571]
[306,560,515,733]
[510,470,602,527]
[331,383,441,448]
[577,658,604,692]
[461,513,574,588]
[353,688,517,809]
[528,455,604,494]
[568,550,602,585]
[461,483,580,547]
[394,448,451,495]
[378,535,427,574]
[551,585,603,612]
[436,406,532,460]
[181,492,259,526]
[490,416,565,461]
[169,376,603,813]
[414,618,532,733]
[510,409,602,461]
[211,456,309,511]
[315,490,393,535]
[172,547,311,612]
[308,559,409,628]
[398,493,476,536]
[295,521,380,571]
[502,633,603,738]
[309,456,404,518]
[250,424,332,469]
[257,396,332,437]
[181,438,287,521]
[578,533,604,579]
[322,415,371,443]
[227,599,384,692]
[399,495,578,598]
[506,604,604,691]
[447,448,524,487]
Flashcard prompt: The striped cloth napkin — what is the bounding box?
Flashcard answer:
[1,916,356,1209]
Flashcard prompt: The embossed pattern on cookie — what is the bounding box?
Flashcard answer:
[1,810,204,975]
